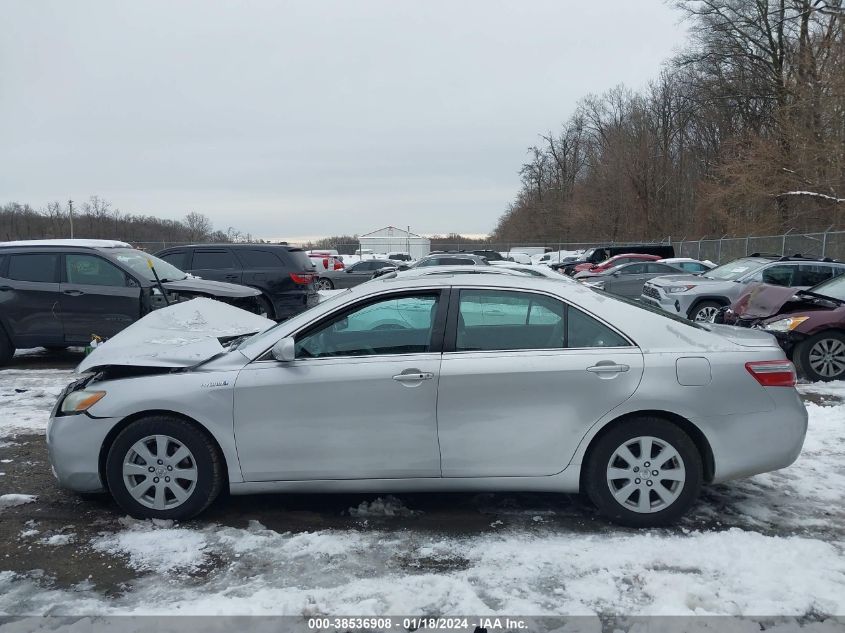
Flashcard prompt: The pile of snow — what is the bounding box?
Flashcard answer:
[91,519,209,574]
[348,496,419,518]
[0,494,37,510]
[0,369,77,436]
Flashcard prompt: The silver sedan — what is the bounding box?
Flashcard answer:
[47,274,807,527]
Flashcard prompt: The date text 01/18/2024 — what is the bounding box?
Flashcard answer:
[306,617,528,631]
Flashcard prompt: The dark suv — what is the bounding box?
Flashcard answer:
[156,244,319,320]
[0,239,264,365]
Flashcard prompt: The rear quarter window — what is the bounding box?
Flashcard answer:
[237,249,283,268]
[284,249,315,271]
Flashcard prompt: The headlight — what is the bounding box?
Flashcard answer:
[60,390,107,414]
[666,285,696,293]
[762,316,809,332]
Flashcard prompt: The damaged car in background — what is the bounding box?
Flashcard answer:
[0,239,265,365]
[717,272,845,382]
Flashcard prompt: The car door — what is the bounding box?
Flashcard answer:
[336,261,375,288]
[233,290,446,481]
[59,252,142,343]
[0,252,63,346]
[437,288,644,477]
[604,263,648,296]
[189,249,242,284]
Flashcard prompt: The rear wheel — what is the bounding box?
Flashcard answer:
[106,416,224,520]
[0,330,14,366]
[584,417,702,527]
[255,296,275,320]
[317,278,334,290]
[795,331,845,382]
[690,300,722,322]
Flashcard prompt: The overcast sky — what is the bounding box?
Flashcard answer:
[1,1,687,241]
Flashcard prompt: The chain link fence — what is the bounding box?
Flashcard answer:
[130,229,845,264]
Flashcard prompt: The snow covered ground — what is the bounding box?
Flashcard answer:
[0,360,844,618]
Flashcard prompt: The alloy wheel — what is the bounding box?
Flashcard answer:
[606,435,686,513]
[694,306,719,322]
[808,338,845,379]
[317,278,333,290]
[122,434,198,510]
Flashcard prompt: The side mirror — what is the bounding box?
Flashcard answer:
[398,264,410,271]
[271,337,296,362]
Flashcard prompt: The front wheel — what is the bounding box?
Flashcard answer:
[105,416,224,520]
[794,331,845,382]
[690,300,723,322]
[584,417,702,527]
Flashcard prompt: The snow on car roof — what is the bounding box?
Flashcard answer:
[0,239,132,248]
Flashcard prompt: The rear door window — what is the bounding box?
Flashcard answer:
[795,264,837,287]
[192,250,238,270]
[7,253,59,283]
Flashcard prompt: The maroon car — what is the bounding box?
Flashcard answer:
[719,274,845,381]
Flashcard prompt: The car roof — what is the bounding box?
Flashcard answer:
[0,239,132,249]
[161,243,304,252]
[391,266,527,279]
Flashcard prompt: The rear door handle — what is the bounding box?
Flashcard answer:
[62,289,84,296]
[586,363,629,374]
[393,371,434,382]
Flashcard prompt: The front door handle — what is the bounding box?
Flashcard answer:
[586,362,630,374]
[63,289,84,296]
[393,371,434,382]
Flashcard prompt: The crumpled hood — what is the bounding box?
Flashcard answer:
[77,298,275,373]
[162,277,261,298]
[731,283,801,319]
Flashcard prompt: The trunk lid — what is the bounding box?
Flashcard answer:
[697,322,781,348]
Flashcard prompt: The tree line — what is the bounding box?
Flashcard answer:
[0,197,249,245]
[492,0,845,243]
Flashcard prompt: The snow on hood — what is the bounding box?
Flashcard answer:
[77,298,275,373]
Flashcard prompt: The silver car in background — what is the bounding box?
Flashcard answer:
[47,274,807,527]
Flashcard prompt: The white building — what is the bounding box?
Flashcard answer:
[358,226,430,259]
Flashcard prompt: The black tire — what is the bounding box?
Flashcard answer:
[0,329,14,366]
[794,331,845,382]
[105,415,224,520]
[255,295,275,320]
[584,417,703,527]
[688,300,723,322]
[317,278,334,290]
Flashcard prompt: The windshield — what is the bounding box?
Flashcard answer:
[703,257,768,281]
[111,249,188,282]
[808,274,845,301]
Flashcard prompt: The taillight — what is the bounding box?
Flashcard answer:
[290,272,316,285]
[333,260,344,270]
[322,257,329,269]
[745,360,796,387]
